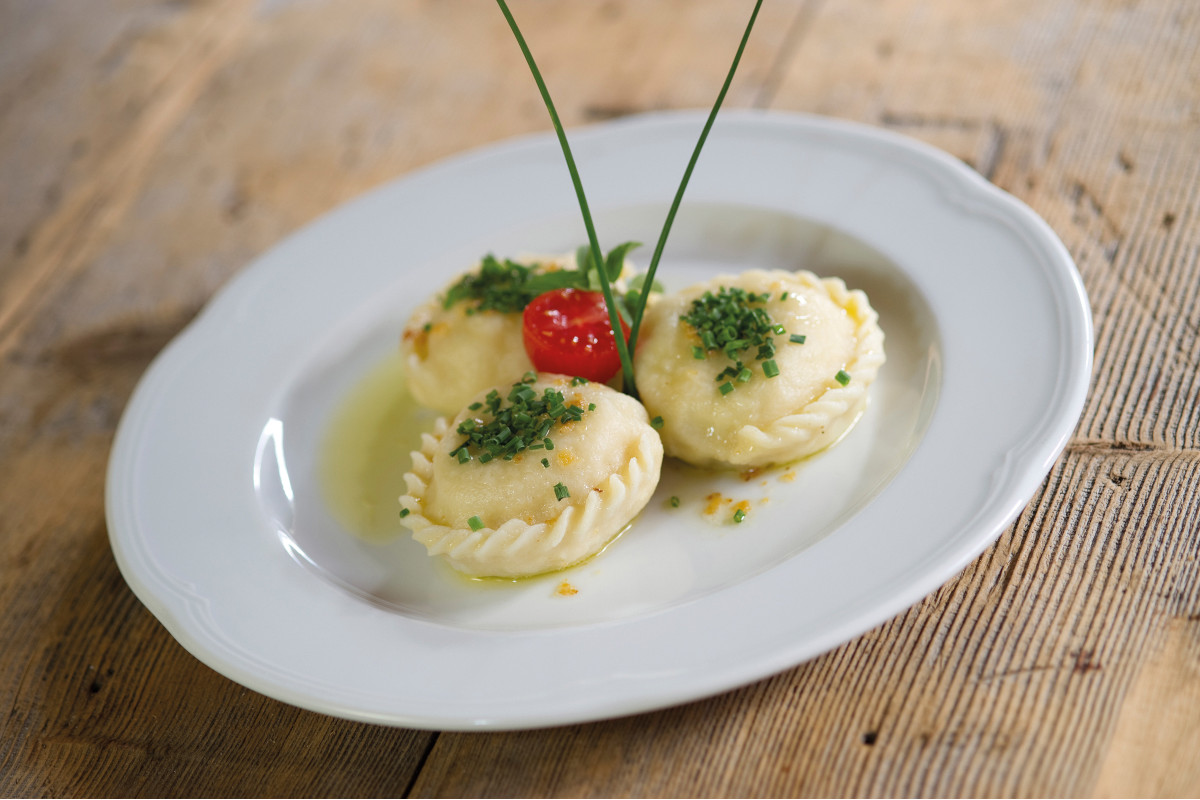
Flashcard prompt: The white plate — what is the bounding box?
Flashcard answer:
[106,110,1091,730]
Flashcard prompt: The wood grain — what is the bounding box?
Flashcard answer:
[2,0,1198,796]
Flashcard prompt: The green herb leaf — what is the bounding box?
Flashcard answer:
[522,268,586,296]
[612,292,635,328]
[468,515,485,531]
[628,273,666,295]
[604,240,641,282]
[554,482,570,501]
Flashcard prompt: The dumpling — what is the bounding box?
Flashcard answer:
[401,254,568,415]
[400,373,664,578]
[401,251,641,414]
[634,269,884,469]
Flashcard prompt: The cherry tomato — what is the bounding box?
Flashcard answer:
[522,288,630,382]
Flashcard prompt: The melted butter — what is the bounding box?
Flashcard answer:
[320,352,438,541]
[319,353,843,573]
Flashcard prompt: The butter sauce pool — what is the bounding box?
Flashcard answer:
[319,353,437,541]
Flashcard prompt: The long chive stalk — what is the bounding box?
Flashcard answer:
[495,0,636,395]
[626,0,764,358]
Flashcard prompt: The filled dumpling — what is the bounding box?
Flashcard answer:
[401,250,641,414]
[634,269,884,469]
[401,254,565,415]
[400,373,664,578]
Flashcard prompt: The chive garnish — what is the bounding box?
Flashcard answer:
[468,515,485,531]
[554,482,570,501]
[442,254,550,314]
[651,416,664,429]
[399,507,410,518]
[683,286,789,393]
[498,0,763,397]
[450,378,589,462]
[495,0,635,394]
[733,508,746,523]
[626,0,766,369]
[669,496,681,508]
[789,334,806,344]
[835,369,851,385]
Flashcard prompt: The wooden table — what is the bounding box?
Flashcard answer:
[3,0,1198,795]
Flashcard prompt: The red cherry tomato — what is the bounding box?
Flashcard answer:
[522,288,630,382]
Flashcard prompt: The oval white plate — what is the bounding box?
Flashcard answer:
[107,111,1091,730]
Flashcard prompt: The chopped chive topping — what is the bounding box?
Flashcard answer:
[554,482,570,501]
[442,255,545,314]
[681,285,791,394]
[651,416,664,429]
[570,375,589,386]
[780,292,788,301]
[442,252,634,316]
[450,378,588,462]
[835,369,851,385]
[399,507,410,518]
[789,334,806,344]
[669,496,681,508]
[733,508,746,523]
[588,402,596,411]
[541,457,550,468]
[468,515,484,531]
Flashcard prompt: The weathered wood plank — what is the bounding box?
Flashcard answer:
[0,0,256,355]
[408,448,1200,798]
[411,0,1200,795]
[1,0,1198,796]
[0,0,801,796]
